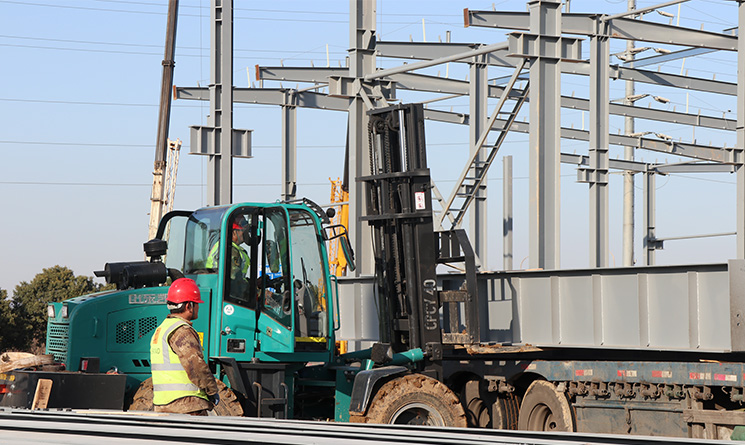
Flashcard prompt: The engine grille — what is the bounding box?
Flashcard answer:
[47,322,70,364]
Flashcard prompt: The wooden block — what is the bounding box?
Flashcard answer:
[31,379,53,410]
[0,354,54,373]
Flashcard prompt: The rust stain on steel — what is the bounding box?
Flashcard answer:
[464,344,542,355]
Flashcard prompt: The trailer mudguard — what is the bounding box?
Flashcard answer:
[348,366,407,416]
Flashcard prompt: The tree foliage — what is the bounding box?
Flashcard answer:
[2,266,110,353]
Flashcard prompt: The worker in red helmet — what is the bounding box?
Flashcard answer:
[149,278,219,415]
[206,216,250,279]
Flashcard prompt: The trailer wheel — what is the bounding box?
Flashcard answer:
[460,378,489,428]
[361,374,467,427]
[492,393,520,430]
[517,380,574,432]
[128,378,243,416]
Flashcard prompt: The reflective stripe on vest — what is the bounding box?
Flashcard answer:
[206,241,249,274]
[150,317,208,405]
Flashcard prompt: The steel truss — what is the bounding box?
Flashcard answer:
[176,0,745,272]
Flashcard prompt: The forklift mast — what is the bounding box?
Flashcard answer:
[361,104,479,374]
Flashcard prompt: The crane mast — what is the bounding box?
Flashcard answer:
[148,0,179,240]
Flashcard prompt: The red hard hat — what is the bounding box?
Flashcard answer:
[232,218,247,231]
[167,278,204,304]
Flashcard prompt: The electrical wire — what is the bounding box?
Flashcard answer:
[0,34,347,56]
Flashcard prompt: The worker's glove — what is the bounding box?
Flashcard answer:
[209,393,220,407]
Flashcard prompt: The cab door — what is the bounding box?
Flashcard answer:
[216,207,259,360]
[255,207,295,353]
[285,208,332,354]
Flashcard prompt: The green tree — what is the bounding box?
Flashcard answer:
[0,289,11,351]
[8,266,108,353]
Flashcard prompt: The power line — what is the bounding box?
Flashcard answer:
[93,0,469,18]
[0,97,196,107]
[2,42,345,62]
[0,34,348,56]
[2,0,464,25]
[0,1,338,23]
[0,140,152,147]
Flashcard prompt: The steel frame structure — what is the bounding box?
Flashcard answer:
[176,0,745,273]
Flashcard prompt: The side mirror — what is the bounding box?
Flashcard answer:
[339,236,356,272]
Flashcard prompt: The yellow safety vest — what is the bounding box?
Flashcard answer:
[206,241,249,276]
[150,317,208,405]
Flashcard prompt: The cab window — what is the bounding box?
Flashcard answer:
[165,207,227,274]
[260,209,292,327]
[288,209,328,339]
[222,209,255,308]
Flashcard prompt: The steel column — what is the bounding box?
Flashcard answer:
[503,155,513,270]
[588,32,610,268]
[348,0,375,275]
[207,0,234,206]
[738,1,745,259]
[528,0,562,270]
[623,0,636,267]
[469,58,488,266]
[281,92,297,201]
[643,171,656,266]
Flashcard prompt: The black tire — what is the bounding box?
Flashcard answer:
[460,378,489,428]
[492,393,520,430]
[359,374,467,427]
[128,377,243,416]
[517,380,575,432]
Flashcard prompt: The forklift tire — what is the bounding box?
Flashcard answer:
[128,378,243,416]
[357,374,467,427]
[517,380,574,432]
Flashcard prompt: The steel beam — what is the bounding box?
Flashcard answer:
[421,107,726,163]
[564,154,733,174]
[176,87,352,111]
[653,163,735,174]
[254,67,735,128]
[377,41,734,96]
[626,46,715,68]
[364,42,507,81]
[588,33,610,267]
[255,66,346,83]
[176,85,735,172]
[178,85,731,164]
[466,11,738,51]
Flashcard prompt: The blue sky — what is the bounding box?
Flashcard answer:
[0,0,739,292]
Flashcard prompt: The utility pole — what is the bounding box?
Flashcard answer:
[148,0,179,240]
[623,0,636,266]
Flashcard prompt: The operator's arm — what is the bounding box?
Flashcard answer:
[168,326,219,397]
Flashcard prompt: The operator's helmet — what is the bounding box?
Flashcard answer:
[167,278,204,304]
[232,216,248,231]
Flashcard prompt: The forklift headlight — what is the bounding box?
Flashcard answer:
[47,304,55,318]
[60,305,69,318]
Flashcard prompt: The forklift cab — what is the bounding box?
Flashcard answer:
[160,202,336,364]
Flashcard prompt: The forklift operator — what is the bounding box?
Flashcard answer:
[206,217,250,280]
